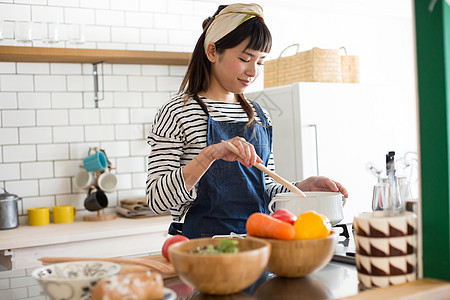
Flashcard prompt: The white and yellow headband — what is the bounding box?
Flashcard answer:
[204,3,264,51]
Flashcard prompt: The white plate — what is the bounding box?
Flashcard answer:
[164,287,177,300]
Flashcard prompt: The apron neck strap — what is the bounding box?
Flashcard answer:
[251,100,269,126]
[193,95,210,116]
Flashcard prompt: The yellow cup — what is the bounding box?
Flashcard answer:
[52,205,76,223]
[28,207,50,226]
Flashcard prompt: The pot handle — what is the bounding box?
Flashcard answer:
[341,194,347,207]
[268,197,290,213]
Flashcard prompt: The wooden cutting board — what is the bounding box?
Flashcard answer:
[123,254,177,279]
[39,254,177,279]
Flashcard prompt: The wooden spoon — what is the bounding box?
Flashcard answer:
[221,140,306,197]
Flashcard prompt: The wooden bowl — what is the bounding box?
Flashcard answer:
[247,232,338,278]
[168,237,271,295]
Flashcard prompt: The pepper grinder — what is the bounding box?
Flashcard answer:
[386,151,404,212]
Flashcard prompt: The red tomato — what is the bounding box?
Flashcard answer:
[161,235,189,261]
[271,209,297,225]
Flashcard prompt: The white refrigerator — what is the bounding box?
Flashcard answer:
[247,82,418,222]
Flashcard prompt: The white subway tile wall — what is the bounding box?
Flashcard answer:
[0,0,215,222]
[0,128,19,144]
[19,127,52,144]
[79,0,109,10]
[0,57,185,216]
[18,93,52,109]
[0,93,17,109]
[0,267,49,300]
[17,63,49,74]
[1,75,34,91]
[37,144,69,161]
[0,63,16,74]
[32,6,64,23]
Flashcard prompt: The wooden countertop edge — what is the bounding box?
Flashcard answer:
[337,278,450,300]
[0,215,173,250]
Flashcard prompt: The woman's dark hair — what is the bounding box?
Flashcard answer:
[179,5,272,126]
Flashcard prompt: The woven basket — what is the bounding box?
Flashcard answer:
[264,45,343,88]
[340,47,360,83]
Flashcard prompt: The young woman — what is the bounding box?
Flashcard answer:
[147,3,348,239]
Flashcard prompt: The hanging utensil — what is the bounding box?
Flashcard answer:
[221,140,306,197]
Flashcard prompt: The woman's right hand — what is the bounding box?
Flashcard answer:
[204,136,262,168]
[183,137,262,191]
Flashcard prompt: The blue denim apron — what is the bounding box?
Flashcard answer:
[182,98,273,239]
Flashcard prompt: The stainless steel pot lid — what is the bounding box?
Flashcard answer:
[0,188,19,202]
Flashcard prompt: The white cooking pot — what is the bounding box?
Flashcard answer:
[268,191,346,225]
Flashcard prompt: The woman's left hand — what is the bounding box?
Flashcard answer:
[295,176,349,198]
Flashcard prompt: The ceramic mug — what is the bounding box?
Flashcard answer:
[53,205,76,223]
[83,148,107,172]
[84,187,108,211]
[97,170,117,193]
[28,207,50,226]
[74,168,94,190]
[268,192,346,225]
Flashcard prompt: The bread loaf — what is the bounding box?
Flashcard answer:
[91,271,164,300]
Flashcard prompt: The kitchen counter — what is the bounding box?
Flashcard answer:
[167,262,358,299]
[2,259,449,300]
[0,261,359,300]
[0,215,173,270]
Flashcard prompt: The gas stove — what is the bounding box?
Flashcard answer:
[332,223,356,265]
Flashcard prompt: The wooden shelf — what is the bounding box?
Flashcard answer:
[0,46,191,65]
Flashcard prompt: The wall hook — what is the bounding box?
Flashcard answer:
[93,62,104,108]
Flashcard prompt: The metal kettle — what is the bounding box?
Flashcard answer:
[0,188,20,230]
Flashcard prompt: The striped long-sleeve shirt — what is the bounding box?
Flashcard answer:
[146,94,289,222]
